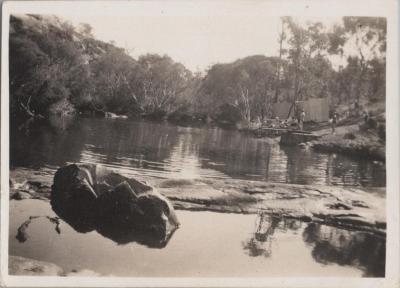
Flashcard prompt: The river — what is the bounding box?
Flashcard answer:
[11,115,386,187]
[9,116,386,278]
[10,199,385,277]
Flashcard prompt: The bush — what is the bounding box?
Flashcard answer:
[378,124,386,141]
[343,132,356,140]
[49,98,75,115]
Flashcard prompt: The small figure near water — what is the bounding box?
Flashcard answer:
[299,110,306,131]
[274,117,280,128]
[330,112,338,134]
[363,110,370,124]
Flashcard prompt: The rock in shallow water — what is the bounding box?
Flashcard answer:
[11,191,32,200]
[51,164,179,247]
[9,256,64,276]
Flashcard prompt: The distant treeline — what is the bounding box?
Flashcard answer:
[10,15,386,125]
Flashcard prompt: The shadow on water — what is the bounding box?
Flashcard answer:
[243,213,385,277]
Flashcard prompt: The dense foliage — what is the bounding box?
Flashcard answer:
[9,15,386,125]
[9,15,195,120]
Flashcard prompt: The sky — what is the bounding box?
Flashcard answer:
[64,14,282,72]
[53,3,345,72]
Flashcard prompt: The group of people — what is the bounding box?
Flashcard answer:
[263,109,306,130]
[258,106,340,134]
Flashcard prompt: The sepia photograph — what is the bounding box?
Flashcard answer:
[0,1,399,287]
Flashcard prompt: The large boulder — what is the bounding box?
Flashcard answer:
[51,164,179,247]
[51,164,98,232]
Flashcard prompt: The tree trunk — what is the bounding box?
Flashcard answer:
[274,20,285,103]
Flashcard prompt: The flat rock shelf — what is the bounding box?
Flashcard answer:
[10,168,386,235]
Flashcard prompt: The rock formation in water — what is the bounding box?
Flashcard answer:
[11,165,385,235]
[51,164,180,247]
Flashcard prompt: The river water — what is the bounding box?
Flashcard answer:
[9,200,385,277]
[9,116,386,277]
[11,115,385,187]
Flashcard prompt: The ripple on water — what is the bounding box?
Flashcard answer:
[11,117,386,187]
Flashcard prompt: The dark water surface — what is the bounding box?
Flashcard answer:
[9,116,386,277]
[10,200,385,277]
[11,116,385,187]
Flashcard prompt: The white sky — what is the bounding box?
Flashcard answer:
[6,0,391,72]
[65,14,283,72]
[63,14,343,72]
[47,3,343,72]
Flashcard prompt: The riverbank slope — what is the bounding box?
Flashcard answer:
[310,124,385,162]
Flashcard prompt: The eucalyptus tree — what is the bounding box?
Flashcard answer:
[328,17,386,104]
[9,15,87,118]
[137,54,194,116]
[197,55,278,123]
[279,17,334,117]
[88,48,143,114]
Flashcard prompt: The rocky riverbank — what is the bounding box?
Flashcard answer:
[9,256,101,276]
[8,166,386,277]
[309,124,385,162]
[9,167,386,235]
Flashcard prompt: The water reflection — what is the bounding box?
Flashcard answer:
[303,222,386,277]
[10,116,386,187]
[47,207,177,248]
[11,202,377,277]
[243,214,280,257]
[242,214,385,277]
[95,222,177,248]
[243,214,302,257]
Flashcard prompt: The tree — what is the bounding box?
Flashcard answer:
[137,54,193,116]
[280,17,334,118]
[284,17,309,103]
[274,18,287,103]
[196,56,278,123]
[89,48,142,114]
[328,17,386,104]
[78,23,93,38]
[9,15,85,118]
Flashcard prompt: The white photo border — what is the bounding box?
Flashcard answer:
[1,1,399,287]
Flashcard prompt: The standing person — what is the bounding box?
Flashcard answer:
[363,110,370,124]
[331,112,338,134]
[275,116,280,128]
[299,109,306,131]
